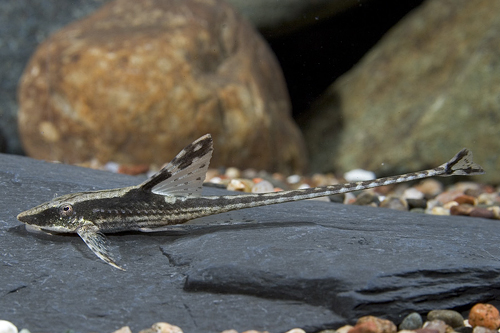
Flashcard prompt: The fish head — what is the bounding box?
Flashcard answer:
[17,193,83,233]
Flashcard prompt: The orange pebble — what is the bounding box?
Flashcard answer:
[469,303,500,329]
[252,177,264,184]
[450,205,474,216]
[349,321,380,333]
[356,316,397,333]
[454,195,477,205]
[117,164,149,175]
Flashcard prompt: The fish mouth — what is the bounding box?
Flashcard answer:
[24,224,47,234]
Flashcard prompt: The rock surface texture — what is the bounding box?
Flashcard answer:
[2,154,500,332]
[302,0,500,183]
[18,0,306,174]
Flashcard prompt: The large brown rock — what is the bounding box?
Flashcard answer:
[302,0,500,183]
[18,0,306,174]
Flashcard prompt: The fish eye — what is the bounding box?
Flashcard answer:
[59,203,74,217]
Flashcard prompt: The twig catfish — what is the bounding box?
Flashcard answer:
[17,134,485,270]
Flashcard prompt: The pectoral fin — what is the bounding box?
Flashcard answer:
[76,221,125,271]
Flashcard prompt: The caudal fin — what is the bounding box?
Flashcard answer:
[441,148,485,176]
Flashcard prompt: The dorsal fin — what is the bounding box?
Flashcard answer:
[139,134,213,197]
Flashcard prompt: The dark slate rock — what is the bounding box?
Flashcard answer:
[2,153,500,333]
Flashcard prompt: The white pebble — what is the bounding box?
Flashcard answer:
[425,199,441,210]
[252,180,274,193]
[225,167,241,179]
[104,161,120,173]
[344,169,376,181]
[430,206,450,216]
[0,320,18,333]
[284,329,306,333]
[443,201,459,209]
[112,327,132,333]
[287,174,302,184]
[298,183,310,189]
[403,187,424,200]
[208,176,223,184]
[227,179,247,192]
[151,322,183,333]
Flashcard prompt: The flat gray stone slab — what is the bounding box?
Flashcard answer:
[1,153,500,333]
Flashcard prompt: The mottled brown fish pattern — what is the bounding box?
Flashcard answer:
[17,134,485,270]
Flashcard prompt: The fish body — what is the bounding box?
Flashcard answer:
[17,134,485,270]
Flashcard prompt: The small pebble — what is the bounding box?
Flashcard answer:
[472,327,497,333]
[468,303,500,330]
[403,187,425,200]
[205,169,220,182]
[427,309,464,328]
[113,327,132,333]
[423,320,449,333]
[104,161,121,173]
[344,192,357,204]
[0,321,18,333]
[380,196,408,211]
[284,329,306,333]
[430,206,450,216]
[143,322,183,333]
[426,199,441,210]
[450,205,474,216]
[227,179,253,192]
[435,189,464,205]
[356,316,397,333]
[241,331,269,333]
[454,182,482,193]
[487,206,500,219]
[220,330,238,333]
[353,191,380,206]
[399,312,423,330]
[464,188,483,198]
[251,180,274,193]
[287,174,302,184]
[477,193,499,206]
[455,327,473,333]
[208,176,224,184]
[118,164,149,175]
[443,201,459,210]
[311,173,338,187]
[454,195,477,206]
[336,325,354,333]
[407,198,427,209]
[415,179,443,198]
[225,167,241,179]
[415,329,440,333]
[344,169,376,182]
[349,321,379,333]
[241,168,258,179]
[469,208,495,219]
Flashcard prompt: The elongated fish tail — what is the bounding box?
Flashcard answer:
[439,148,485,176]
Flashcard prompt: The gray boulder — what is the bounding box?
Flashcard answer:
[303,0,500,184]
[1,153,500,333]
